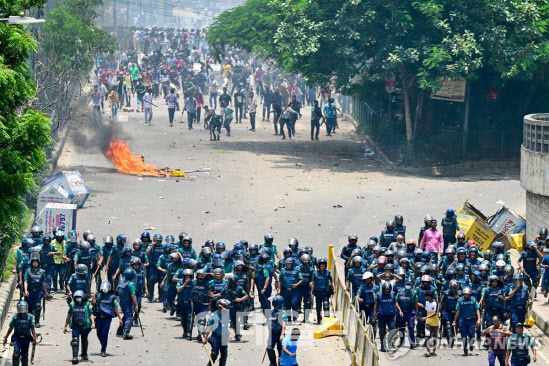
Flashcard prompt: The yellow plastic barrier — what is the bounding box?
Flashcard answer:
[510,233,525,251]
[328,245,379,366]
[314,317,343,339]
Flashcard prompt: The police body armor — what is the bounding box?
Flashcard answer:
[380,230,396,248]
[522,251,539,273]
[118,280,132,302]
[191,279,210,304]
[269,308,284,333]
[510,286,529,308]
[179,247,194,259]
[13,314,33,337]
[71,274,89,294]
[360,285,377,306]
[485,287,505,309]
[281,268,299,290]
[39,245,56,266]
[299,265,313,288]
[27,269,45,291]
[133,270,145,292]
[76,250,92,269]
[441,217,457,236]
[396,289,414,313]
[109,245,124,269]
[72,303,87,325]
[313,270,329,293]
[442,290,459,315]
[98,294,117,318]
[210,279,228,296]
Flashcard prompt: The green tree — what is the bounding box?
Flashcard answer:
[31,0,116,131]
[208,0,549,146]
[0,0,53,267]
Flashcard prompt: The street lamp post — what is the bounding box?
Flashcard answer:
[0,14,46,24]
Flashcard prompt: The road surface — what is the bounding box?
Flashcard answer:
[1,101,546,365]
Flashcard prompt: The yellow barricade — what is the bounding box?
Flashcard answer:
[328,245,379,366]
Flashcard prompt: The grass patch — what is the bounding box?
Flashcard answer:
[3,207,34,280]
[296,187,311,192]
[333,163,340,167]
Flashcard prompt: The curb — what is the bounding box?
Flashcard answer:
[0,277,18,330]
[531,306,549,337]
[343,113,520,177]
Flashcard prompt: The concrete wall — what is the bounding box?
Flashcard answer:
[525,191,549,240]
[521,146,549,196]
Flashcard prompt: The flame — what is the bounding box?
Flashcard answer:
[106,139,164,177]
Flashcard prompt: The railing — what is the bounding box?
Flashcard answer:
[340,94,522,166]
[327,245,379,366]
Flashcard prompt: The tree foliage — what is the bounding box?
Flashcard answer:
[208,0,549,141]
[0,0,53,267]
[31,0,116,132]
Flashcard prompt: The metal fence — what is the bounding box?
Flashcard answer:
[327,245,379,366]
[339,95,522,166]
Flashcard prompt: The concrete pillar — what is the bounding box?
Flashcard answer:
[520,114,549,239]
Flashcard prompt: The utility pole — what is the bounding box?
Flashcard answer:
[126,0,129,27]
[113,0,117,32]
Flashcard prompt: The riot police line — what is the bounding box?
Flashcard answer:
[8,227,336,366]
[339,214,542,366]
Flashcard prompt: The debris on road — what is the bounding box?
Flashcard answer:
[106,138,187,178]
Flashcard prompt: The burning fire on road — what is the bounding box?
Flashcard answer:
[105,139,186,177]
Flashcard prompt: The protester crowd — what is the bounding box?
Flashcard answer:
[90,27,340,141]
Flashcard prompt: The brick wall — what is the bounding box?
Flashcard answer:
[526,191,549,240]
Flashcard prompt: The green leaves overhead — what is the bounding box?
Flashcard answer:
[208,0,549,89]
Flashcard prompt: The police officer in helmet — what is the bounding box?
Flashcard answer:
[23,252,47,328]
[3,301,37,366]
[92,281,122,357]
[203,299,231,366]
[63,290,95,364]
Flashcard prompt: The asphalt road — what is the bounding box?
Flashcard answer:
[1,99,546,366]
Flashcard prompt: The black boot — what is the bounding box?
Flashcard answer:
[123,324,133,340]
[266,347,277,366]
[219,349,227,366]
[187,315,194,340]
[116,325,124,336]
[379,328,387,352]
[207,351,218,366]
[81,339,89,360]
[34,308,41,328]
[182,318,189,339]
[71,337,79,364]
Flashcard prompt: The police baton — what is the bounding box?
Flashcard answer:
[31,333,42,364]
[203,343,215,365]
[42,296,45,320]
[92,265,102,285]
[135,313,145,337]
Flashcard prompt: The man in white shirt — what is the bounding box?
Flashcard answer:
[99,83,108,114]
[246,92,258,131]
[143,88,153,125]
